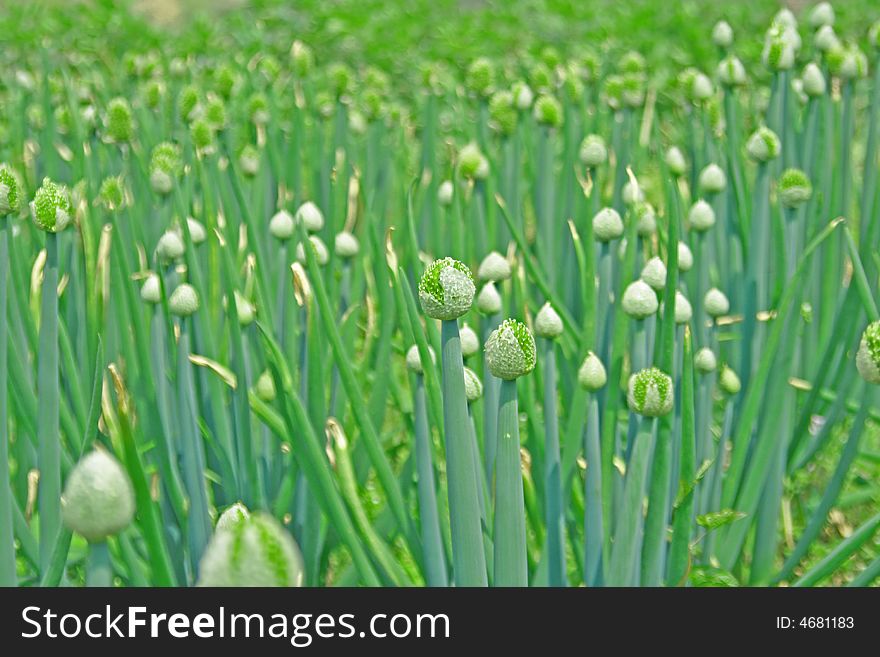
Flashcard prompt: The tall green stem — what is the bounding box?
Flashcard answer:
[494,379,527,586]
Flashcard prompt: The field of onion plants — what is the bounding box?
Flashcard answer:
[1,0,880,587]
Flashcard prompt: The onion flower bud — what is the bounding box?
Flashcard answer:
[485,318,537,380]
[627,367,674,417]
[61,450,135,542]
[418,257,475,320]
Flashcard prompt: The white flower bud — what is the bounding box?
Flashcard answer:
[802,62,826,97]
[463,367,483,402]
[460,323,480,357]
[712,20,734,48]
[438,180,454,206]
[688,199,716,232]
[61,450,135,542]
[534,302,563,339]
[665,146,687,177]
[418,257,475,320]
[295,235,330,266]
[334,231,360,258]
[485,318,537,380]
[157,230,185,260]
[269,209,295,240]
[216,503,250,532]
[695,347,718,373]
[704,287,730,318]
[478,251,512,282]
[169,283,200,317]
[187,218,207,245]
[295,201,324,232]
[141,274,162,304]
[677,242,694,272]
[699,164,727,194]
[406,344,436,374]
[674,290,692,324]
[476,282,502,315]
[627,367,674,417]
[592,207,624,242]
[640,257,667,291]
[622,279,659,319]
[578,351,607,391]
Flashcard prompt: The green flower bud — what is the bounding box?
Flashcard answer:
[622,279,659,319]
[627,367,674,417]
[205,95,227,130]
[254,370,277,402]
[529,62,554,93]
[746,126,781,162]
[458,142,489,180]
[809,2,835,29]
[290,41,315,78]
[640,256,667,291]
[712,20,734,48]
[198,512,304,587]
[405,344,436,374]
[778,168,812,207]
[178,84,201,121]
[719,364,742,395]
[856,321,880,384]
[476,282,502,315]
[140,274,161,304]
[149,142,182,195]
[665,146,687,177]
[688,199,716,232]
[579,135,607,168]
[466,57,495,97]
[295,201,324,232]
[31,177,73,232]
[827,43,868,80]
[191,118,215,152]
[295,235,330,266]
[815,25,840,53]
[169,283,200,317]
[636,202,657,238]
[718,56,747,86]
[678,242,694,272]
[622,179,645,206]
[695,347,718,373]
[213,64,238,99]
[438,180,454,206]
[621,72,646,108]
[0,164,22,215]
[463,367,483,402]
[216,503,249,532]
[269,209,295,240]
[157,230,185,261]
[578,351,607,391]
[533,94,562,128]
[699,164,727,194]
[234,291,255,326]
[689,72,714,102]
[105,97,133,143]
[620,51,647,74]
[98,175,125,210]
[485,318,537,380]
[186,218,206,245]
[512,81,534,110]
[238,144,260,178]
[535,302,563,339]
[334,231,360,258]
[704,287,730,318]
[460,323,480,357]
[478,251,511,282]
[61,450,135,542]
[246,92,270,126]
[674,290,693,324]
[763,25,796,71]
[592,207,624,242]
[419,258,475,320]
[489,90,517,136]
[802,62,826,96]
[141,79,164,109]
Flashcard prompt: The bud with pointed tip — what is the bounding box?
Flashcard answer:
[485,318,537,380]
[622,180,644,206]
[295,201,324,232]
[747,126,781,162]
[216,503,250,532]
[712,21,733,48]
[295,235,330,266]
[62,450,135,542]
[235,291,255,326]
[678,242,694,272]
[719,365,742,395]
[169,283,200,317]
[578,352,607,391]
[856,321,880,384]
[157,230,185,260]
[718,56,747,86]
[478,251,511,282]
[815,25,840,53]
[627,367,674,417]
[512,81,534,110]
[533,94,562,128]
[674,290,693,324]
[640,257,667,291]
[665,147,687,177]
[809,2,834,29]
[534,302,563,339]
[270,209,295,240]
[334,231,359,258]
[187,218,206,245]
[704,287,730,318]
[778,168,812,207]
[463,367,483,402]
[31,178,73,232]
[688,199,716,232]
[406,344,437,374]
[622,280,659,319]
[695,347,718,373]
[699,164,726,194]
[460,324,480,357]
[802,62,826,97]
[254,370,276,402]
[636,203,656,238]
[419,257,475,321]
[198,512,304,587]
[476,282,502,315]
[579,135,607,167]
[592,207,624,242]
[458,142,489,180]
[141,274,162,304]
[0,164,22,215]
[105,97,134,143]
[438,180,454,206]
